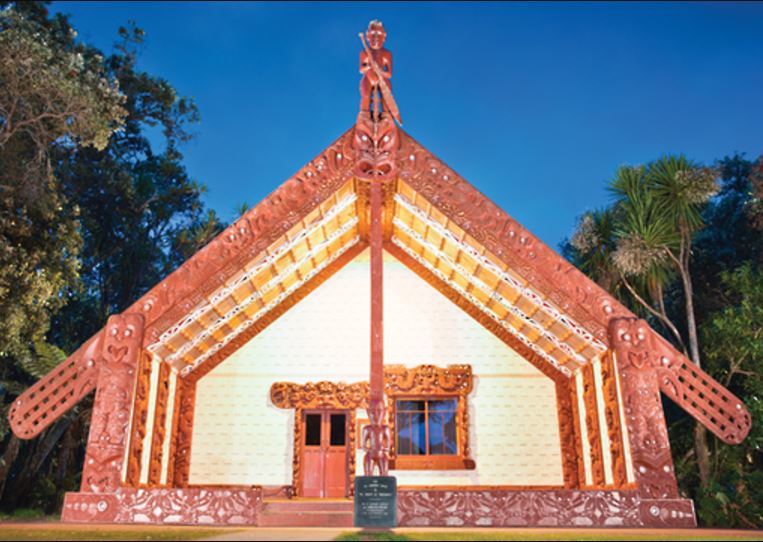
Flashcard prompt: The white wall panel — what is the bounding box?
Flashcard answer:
[190,249,563,487]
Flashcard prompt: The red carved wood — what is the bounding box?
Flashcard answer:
[61,487,262,525]
[9,333,102,439]
[581,364,606,487]
[270,381,370,411]
[396,488,696,527]
[168,377,196,487]
[600,352,629,487]
[354,112,398,181]
[369,180,385,403]
[555,379,582,489]
[80,314,145,493]
[148,362,171,485]
[125,351,153,486]
[650,334,751,445]
[567,377,588,487]
[609,318,678,499]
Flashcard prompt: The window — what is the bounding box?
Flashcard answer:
[385,364,475,470]
[329,413,346,446]
[396,398,458,456]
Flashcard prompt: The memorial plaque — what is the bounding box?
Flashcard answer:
[354,475,397,527]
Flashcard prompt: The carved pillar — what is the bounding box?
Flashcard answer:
[609,318,679,499]
[125,351,153,486]
[80,313,145,493]
[370,179,384,405]
[580,364,606,487]
[600,350,629,487]
[555,379,582,488]
[147,362,171,485]
[354,97,397,478]
[167,376,196,487]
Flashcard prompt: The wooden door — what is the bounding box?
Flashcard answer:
[301,410,348,498]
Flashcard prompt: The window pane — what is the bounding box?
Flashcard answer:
[330,414,346,446]
[396,411,426,455]
[429,398,457,412]
[428,410,457,455]
[397,400,425,412]
[305,414,321,446]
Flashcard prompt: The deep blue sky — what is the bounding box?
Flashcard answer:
[53,1,763,248]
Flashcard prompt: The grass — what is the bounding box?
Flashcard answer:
[334,530,763,542]
[0,525,240,541]
[0,508,56,521]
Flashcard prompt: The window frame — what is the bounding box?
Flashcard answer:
[384,364,475,471]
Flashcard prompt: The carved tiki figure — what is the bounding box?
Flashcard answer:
[362,398,391,476]
[359,20,392,113]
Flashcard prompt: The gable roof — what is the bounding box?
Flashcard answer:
[9,127,752,448]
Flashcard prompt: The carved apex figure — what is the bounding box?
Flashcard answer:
[359,20,393,115]
[354,20,399,181]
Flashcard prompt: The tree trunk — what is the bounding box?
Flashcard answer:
[677,237,711,487]
[0,434,21,500]
[5,417,72,508]
[694,424,711,487]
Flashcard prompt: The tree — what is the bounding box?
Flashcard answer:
[0,3,125,362]
[0,5,222,512]
[565,153,763,526]
[609,156,718,486]
[695,264,763,527]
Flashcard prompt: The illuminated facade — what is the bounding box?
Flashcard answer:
[8,21,751,528]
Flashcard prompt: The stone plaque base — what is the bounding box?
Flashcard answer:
[354,476,397,528]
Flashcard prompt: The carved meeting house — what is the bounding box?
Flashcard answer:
[8,21,751,529]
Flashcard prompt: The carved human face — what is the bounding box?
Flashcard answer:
[367,24,386,49]
[368,398,385,424]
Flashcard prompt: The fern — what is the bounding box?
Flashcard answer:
[17,341,68,380]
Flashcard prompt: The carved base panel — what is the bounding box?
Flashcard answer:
[397,489,696,528]
[61,487,262,526]
[61,487,693,528]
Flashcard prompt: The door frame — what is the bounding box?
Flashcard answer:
[294,407,357,498]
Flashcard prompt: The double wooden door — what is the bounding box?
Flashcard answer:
[301,410,349,498]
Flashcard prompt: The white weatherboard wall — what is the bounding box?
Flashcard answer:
[189,249,563,487]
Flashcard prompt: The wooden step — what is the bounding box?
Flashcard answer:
[259,499,354,527]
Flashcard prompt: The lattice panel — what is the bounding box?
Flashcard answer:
[9,334,102,439]
[656,343,751,445]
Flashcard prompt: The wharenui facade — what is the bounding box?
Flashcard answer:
[9,21,751,528]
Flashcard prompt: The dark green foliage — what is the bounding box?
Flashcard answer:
[0,1,223,513]
[565,153,763,527]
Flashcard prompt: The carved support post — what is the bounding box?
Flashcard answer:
[167,376,196,487]
[609,318,679,499]
[147,362,171,485]
[80,313,145,493]
[600,350,629,487]
[555,379,582,489]
[370,179,384,404]
[581,364,606,486]
[125,351,153,486]
[365,177,390,476]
